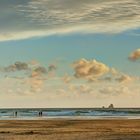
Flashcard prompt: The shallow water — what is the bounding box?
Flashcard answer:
[0,108,140,120]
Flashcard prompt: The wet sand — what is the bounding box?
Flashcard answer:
[0,119,140,140]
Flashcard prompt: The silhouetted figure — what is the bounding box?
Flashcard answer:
[14,111,17,117]
[39,111,43,117]
[40,111,43,117]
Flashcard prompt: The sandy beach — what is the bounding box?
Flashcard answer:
[0,119,140,140]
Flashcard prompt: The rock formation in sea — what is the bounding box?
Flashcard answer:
[108,104,114,109]
[102,106,105,109]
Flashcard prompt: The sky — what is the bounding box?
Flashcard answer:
[0,0,140,108]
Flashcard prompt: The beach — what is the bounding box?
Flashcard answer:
[0,119,140,140]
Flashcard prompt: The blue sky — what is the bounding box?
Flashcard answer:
[0,32,140,75]
[0,0,140,108]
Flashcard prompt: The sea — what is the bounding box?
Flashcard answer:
[0,108,140,120]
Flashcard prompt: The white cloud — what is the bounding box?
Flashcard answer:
[0,0,140,41]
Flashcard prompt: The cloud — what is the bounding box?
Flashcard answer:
[29,77,44,92]
[2,61,29,72]
[0,0,140,41]
[48,64,57,72]
[101,76,112,82]
[73,59,109,80]
[99,86,130,95]
[0,61,48,92]
[115,74,134,83]
[73,58,138,84]
[28,60,39,66]
[129,49,140,61]
[26,66,47,92]
[62,74,72,83]
[32,66,47,76]
[110,68,120,76]
[29,66,47,92]
[1,61,49,77]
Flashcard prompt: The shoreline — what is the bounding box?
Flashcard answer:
[0,115,140,120]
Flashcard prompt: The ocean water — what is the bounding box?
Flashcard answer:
[0,108,140,120]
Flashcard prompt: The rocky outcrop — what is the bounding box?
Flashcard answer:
[108,104,114,109]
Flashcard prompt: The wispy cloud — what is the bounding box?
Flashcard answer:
[0,0,140,41]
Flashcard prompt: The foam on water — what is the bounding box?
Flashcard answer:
[0,108,140,120]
